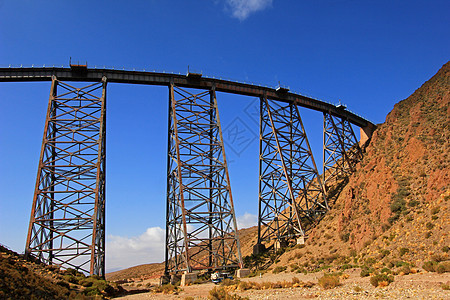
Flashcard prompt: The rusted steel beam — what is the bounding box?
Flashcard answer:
[0,67,373,129]
[25,78,107,276]
[257,98,327,248]
[323,113,363,191]
[165,85,242,274]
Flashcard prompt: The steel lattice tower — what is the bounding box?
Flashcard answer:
[165,83,243,274]
[25,77,107,276]
[323,113,363,189]
[257,97,327,247]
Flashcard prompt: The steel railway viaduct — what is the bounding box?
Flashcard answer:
[0,65,376,279]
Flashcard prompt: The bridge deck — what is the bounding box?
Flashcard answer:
[0,67,373,128]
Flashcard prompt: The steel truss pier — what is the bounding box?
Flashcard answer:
[323,113,363,190]
[257,97,327,248]
[25,77,107,276]
[165,84,243,274]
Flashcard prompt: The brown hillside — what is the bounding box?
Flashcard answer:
[274,61,449,270]
[0,244,127,299]
[105,225,258,281]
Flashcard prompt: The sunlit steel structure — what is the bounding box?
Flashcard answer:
[0,66,375,275]
[323,112,363,189]
[257,97,327,248]
[165,83,242,274]
[25,76,106,275]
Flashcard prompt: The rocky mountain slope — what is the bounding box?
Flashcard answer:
[273,61,449,271]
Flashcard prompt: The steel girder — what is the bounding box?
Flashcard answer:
[258,97,327,245]
[323,113,363,189]
[25,77,107,276]
[0,67,374,130]
[165,84,243,274]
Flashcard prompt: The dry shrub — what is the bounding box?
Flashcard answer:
[271,281,282,288]
[272,266,287,274]
[153,283,180,295]
[423,260,450,273]
[398,265,411,275]
[221,278,240,286]
[370,274,394,287]
[318,274,340,289]
[208,287,246,300]
[292,277,300,284]
[237,281,252,291]
[436,261,450,274]
[353,285,363,292]
[260,282,272,290]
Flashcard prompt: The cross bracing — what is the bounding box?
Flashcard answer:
[25,77,106,276]
[0,66,374,275]
[258,98,328,246]
[165,84,242,274]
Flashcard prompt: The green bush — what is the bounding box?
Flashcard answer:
[79,279,93,287]
[390,197,406,213]
[423,261,438,272]
[360,266,374,277]
[379,249,390,258]
[272,266,287,274]
[63,275,78,284]
[399,265,411,275]
[365,257,376,266]
[399,248,409,256]
[370,274,394,287]
[436,262,450,274]
[340,233,350,242]
[84,286,101,296]
[408,200,419,207]
[56,280,70,289]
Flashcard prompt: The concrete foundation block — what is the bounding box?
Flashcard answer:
[253,243,266,255]
[236,268,251,278]
[275,240,288,250]
[160,274,170,285]
[170,274,181,285]
[181,272,197,286]
[297,236,305,245]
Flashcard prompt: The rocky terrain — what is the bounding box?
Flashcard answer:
[272,60,449,271]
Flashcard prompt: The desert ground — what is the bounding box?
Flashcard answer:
[114,268,450,299]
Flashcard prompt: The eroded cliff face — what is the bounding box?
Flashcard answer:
[275,62,449,268]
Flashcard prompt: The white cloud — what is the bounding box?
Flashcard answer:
[106,226,165,272]
[226,0,273,21]
[237,212,258,229]
[105,214,258,272]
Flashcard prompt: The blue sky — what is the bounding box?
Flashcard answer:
[0,0,449,271]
